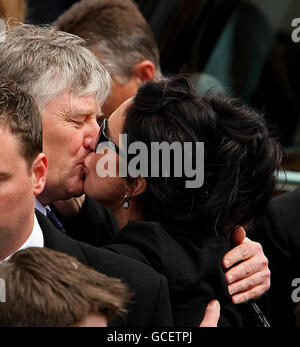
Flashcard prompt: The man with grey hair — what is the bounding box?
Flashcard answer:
[0,23,118,242]
[0,23,111,206]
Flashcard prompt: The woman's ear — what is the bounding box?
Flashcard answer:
[128,176,147,198]
[32,153,48,196]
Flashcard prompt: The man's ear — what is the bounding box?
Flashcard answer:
[128,176,147,199]
[132,60,156,85]
[32,153,48,196]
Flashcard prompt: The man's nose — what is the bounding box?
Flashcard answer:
[83,119,100,151]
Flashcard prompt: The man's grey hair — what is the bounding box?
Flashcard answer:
[0,23,111,111]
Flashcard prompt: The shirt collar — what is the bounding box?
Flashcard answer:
[35,198,48,216]
[0,214,44,263]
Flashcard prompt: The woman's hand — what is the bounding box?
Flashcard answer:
[52,195,86,219]
[199,300,220,327]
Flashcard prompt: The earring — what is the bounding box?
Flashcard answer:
[123,194,130,209]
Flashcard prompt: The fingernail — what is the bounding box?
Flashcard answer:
[233,296,240,304]
[227,274,233,284]
[228,286,234,295]
[209,300,220,309]
[224,260,230,268]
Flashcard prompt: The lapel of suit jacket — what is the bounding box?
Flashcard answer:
[35,209,88,266]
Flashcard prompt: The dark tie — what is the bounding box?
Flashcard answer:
[46,208,66,233]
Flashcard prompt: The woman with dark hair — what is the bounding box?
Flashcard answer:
[83,75,282,326]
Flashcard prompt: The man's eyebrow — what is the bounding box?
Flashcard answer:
[70,110,95,117]
[74,109,96,115]
[58,107,96,117]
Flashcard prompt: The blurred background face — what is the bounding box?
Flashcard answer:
[84,99,130,210]
[39,91,100,204]
[101,76,140,120]
[0,126,35,236]
[91,49,140,120]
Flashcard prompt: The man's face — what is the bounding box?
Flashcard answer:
[0,127,36,235]
[39,91,100,203]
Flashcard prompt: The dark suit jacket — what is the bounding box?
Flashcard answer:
[36,210,173,327]
[105,220,260,327]
[249,187,300,327]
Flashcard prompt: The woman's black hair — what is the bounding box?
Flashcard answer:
[123,75,282,240]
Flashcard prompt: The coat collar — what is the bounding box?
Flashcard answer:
[35,209,88,265]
